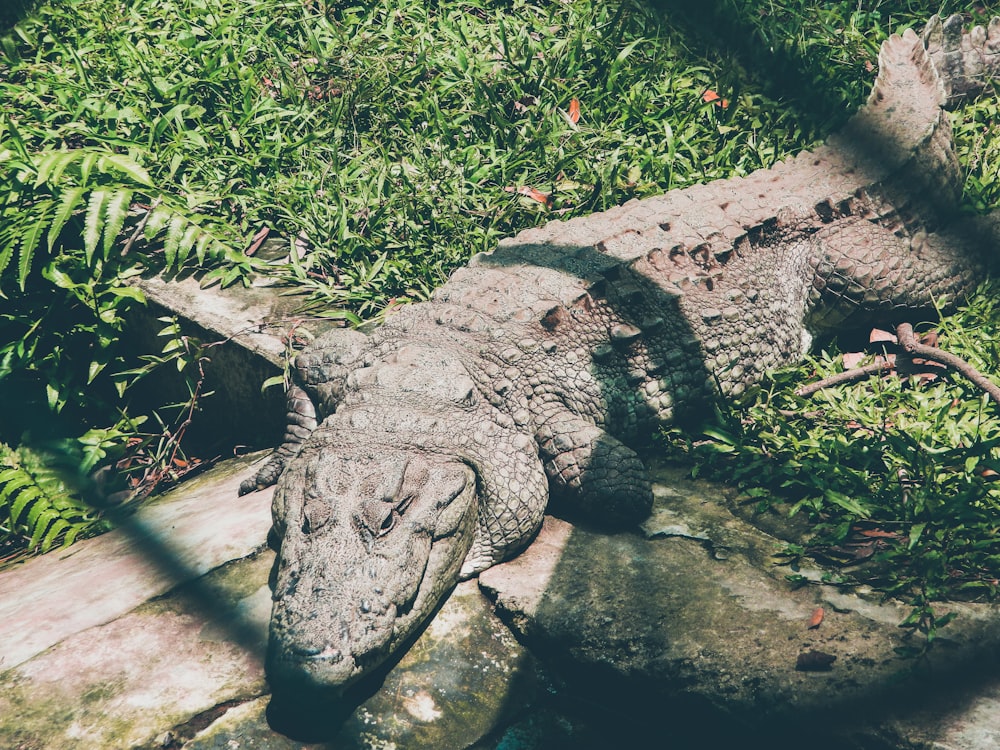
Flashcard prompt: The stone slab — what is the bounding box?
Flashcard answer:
[478,462,1000,747]
[0,454,273,670]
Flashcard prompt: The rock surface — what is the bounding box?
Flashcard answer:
[5,453,1000,748]
[0,456,539,750]
[480,462,1000,748]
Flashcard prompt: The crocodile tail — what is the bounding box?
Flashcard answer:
[923,14,1000,107]
[827,26,963,218]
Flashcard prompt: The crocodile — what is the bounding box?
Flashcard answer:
[240,15,1000,696]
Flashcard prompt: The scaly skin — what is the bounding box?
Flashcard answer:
[240,17,1000,696]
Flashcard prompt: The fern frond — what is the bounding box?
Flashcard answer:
[84,188,110,264]
[164,214,186,268]
[97,153,154,188]
[47,186,87,252]
[175,221,201,266]
[33,149,81,188]
[0,238,14,276]
[9,482,41,526]
[0,445,103,554]
[78,150,99,186]
[101,188,132,259]
[18,199,53,290]
[143,203,172,241]
[194,230,213,263]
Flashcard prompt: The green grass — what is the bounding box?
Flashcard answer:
[0,0,997,595]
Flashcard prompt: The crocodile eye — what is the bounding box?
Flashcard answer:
[377,510,396,536]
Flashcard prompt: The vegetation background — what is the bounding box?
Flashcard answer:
[0,0,997,639]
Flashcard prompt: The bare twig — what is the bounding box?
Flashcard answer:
[796,322,1000,407]
[120,197,163,257]
[795,360,893,397]
[896,322,1000,406]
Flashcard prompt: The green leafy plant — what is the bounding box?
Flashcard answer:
[0,441,110,558]
[667,284,1000,644]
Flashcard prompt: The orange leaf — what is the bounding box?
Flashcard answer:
[869,328,897,344]
[246,226,271,256]
[568,98,580,124]
[808,607,824,629]
[858,529,902,539]
[842,351,866,369]
[504,185,552,207]
[701,89,729,108]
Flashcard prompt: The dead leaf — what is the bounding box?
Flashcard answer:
[857,529,903,539]
[869,328,897,344]
[246,226,270,256]
[808,607,824,629]
[701,89,730,108]
[842,351,866,369]
[568,97,581,124]
[504,185,552,207]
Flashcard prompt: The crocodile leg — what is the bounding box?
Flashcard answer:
[240,328,369,495]
[239,385,317,495]
[806,216,989,332]
[535,409,654,525]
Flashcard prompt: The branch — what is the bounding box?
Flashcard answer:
[895,322,1000,406]
[120,198,162,257]
[795,360,893,397]
[795,323,1000,407]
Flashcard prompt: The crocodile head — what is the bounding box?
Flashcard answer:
[265,441,479,695]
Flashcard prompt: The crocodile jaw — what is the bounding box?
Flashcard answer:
[265,446,479,695]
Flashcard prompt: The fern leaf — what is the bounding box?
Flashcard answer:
[39,517,71,552]
[62,523,83,547]
[98,153,154,188]
[78,151,99,186]
[143,204,172,241]
[84,188,110,265]
[47,186,87,252]
[0,232,15,278]
[17,200,53,290]
[175,221,201,266]
[164,214,186,269]
[101,188,132,259]
[33,150,80,188]
[9,483,41,526]
[28,508,59,550]
[194,230,214,263]
[23,488,49,529]
[0,470,32,499]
